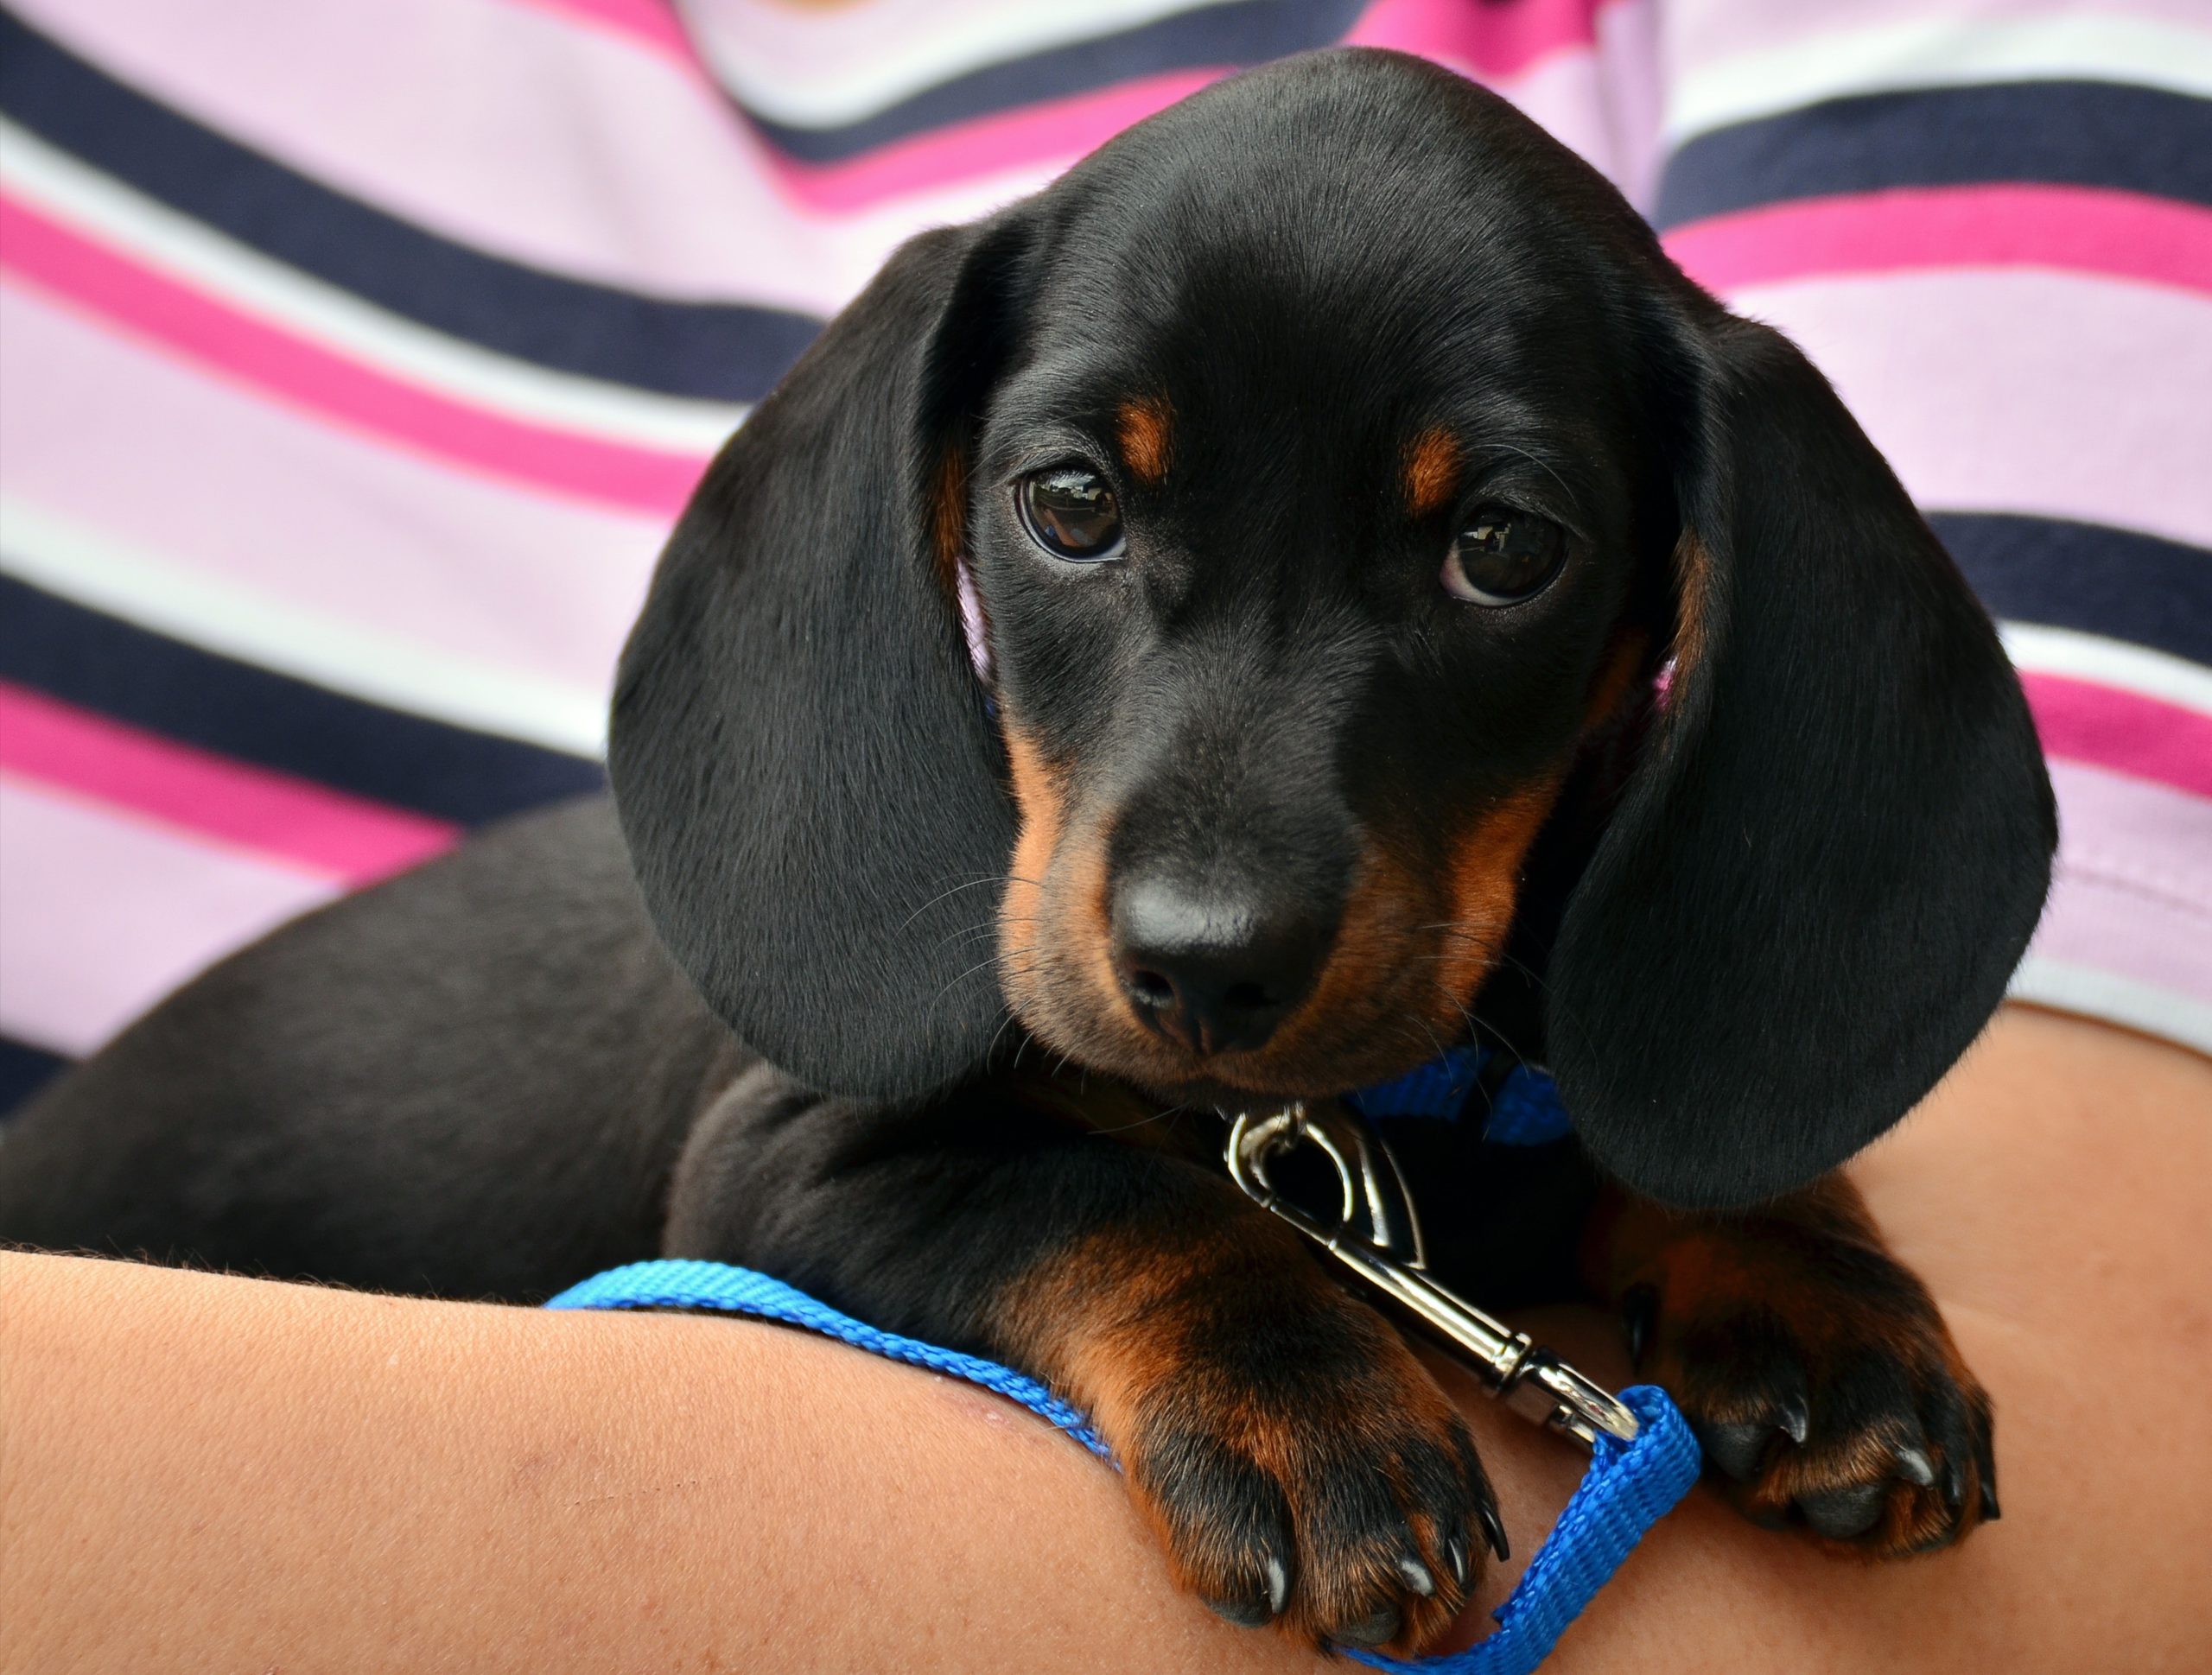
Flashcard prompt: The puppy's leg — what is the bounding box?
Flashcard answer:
[664,1067,1500,1653]
[1585,1175,1995,1556]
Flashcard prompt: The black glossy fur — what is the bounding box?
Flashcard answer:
[1,53,2053,1653]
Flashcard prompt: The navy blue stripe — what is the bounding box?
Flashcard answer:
[1656,82,2212,228]
[744,0,1363,163]
[0,1036,67,1120]
[1929,514,2212,670]
[0,10,822,402]
[0,574,604,826]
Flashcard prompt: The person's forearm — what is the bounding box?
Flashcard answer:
[4,1008,2208,1673]
[0,1246,1344,1675]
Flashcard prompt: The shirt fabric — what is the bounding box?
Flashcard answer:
[1,0,2206,1116]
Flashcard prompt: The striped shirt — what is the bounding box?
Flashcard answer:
[2,0,2206,1115]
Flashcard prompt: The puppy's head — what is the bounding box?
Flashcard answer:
[611,51,2054,1208]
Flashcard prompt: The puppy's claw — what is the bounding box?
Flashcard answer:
[1621,1285,1658,1367]
[1201,1545,1290,1627]
[1477,1494,1510,1562]
[1777,1393,1811,1447]
[1941,1454,1967,1513]
[1974,1428,2001,1521]
[1445,1531,1470,1589]
[1395,1553,1436,1598]
[1893,1443,1936,1488]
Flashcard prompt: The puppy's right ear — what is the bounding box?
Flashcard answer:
[610,219,1030,1099]
[1545,310,2055,1208]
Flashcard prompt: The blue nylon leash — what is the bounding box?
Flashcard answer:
[546,1259,1699,1674]
[548,1259,1109,1461]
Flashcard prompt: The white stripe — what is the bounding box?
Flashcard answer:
[1999,622,2212,719]
[677,0,1243,128]
[0,498,609,758]
[2010,955,2212,1056]
[0,120,749,455]
[1590,0,1665,212]
[1667,12,2212,144]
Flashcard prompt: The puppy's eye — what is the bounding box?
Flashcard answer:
[1442,506,1566,606]
[1018,468,1125,562]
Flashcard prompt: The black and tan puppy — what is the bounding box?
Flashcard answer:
[0,51,2053,1654]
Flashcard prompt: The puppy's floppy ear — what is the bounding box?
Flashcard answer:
[610,218,1030,1099]
[1548,311,2055,1209]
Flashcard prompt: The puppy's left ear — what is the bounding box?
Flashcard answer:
[1548,310,2056,1209]
[609,217,1032,1100]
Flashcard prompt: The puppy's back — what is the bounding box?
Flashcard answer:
[0,797,742,1300]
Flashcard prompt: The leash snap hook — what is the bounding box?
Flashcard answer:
[1224,1102,1639,1449]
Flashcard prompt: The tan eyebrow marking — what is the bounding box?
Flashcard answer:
[1404,426,1461,518]
[1116,395,1173,486]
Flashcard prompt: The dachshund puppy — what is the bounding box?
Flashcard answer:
[0,50,2052,1654]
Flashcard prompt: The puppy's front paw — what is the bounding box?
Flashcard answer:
[1623,1231,1996,1557]
[1105,1282,1503,1653]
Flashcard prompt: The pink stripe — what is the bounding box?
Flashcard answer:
[508,0,697,60]
[0,281,658,695]
[0,196,707,517]
[0,777,343,1055]
[1349,0,1606,79]
[2023,674,2212,800]
[1725,269,2212,554]
[765,67,1223,213]
[1667,187,2212,298]
[0,685,459,885]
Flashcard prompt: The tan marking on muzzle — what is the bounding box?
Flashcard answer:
[1433,782,1563,1010]
[999,722,1065,983]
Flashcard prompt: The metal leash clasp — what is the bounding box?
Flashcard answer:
[1225,1102,1638,1450]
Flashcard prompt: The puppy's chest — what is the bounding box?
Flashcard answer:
[1028,1071,1596,1307]
[1376,1113,1596,1304]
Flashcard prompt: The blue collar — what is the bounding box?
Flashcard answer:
[1346,1044,1572,1147]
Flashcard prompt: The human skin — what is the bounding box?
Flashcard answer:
[3,1006,2206,1675]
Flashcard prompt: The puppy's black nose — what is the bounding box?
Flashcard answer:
[1110,875,1330,1056]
